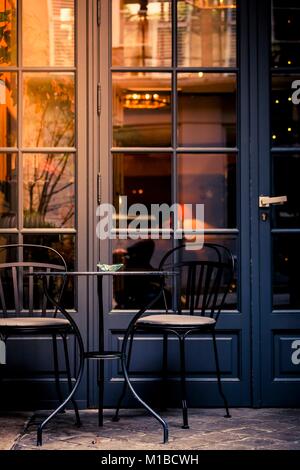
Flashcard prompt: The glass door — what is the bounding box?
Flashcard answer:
[99,0,252,407]
[256,0,300,405]
[0,0,88,408]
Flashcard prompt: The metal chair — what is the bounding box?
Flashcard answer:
[0,244,82,445]
[113,243,235,429]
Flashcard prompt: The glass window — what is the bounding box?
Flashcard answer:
[177,0,237,67]
[112,0,172,67]
[23,153,75,229]
[112,72,172,147]
[272,154,300,228]
[177,73,237,147]
[178,153,236,229]
[22,0,75,67]
[271,75,300,147]
[23,234,75,309]
[23,73,75,148]
[272,0,300,68]
[111,238,172,309]
[0,153,16,228]
[113,152,171,228]
[0,0,17,66]
[273,234,300,310]
[0,72,17,147]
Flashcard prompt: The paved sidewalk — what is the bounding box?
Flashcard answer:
[7,408,300,450]
[0,413,31,450]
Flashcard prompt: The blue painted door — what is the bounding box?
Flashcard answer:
[99,0,252,408]
[252,0,300,406]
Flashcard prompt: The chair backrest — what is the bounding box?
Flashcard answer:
[159,243,235,322]
[0,244,67,318]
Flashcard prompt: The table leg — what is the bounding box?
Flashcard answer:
[121,327,169,444]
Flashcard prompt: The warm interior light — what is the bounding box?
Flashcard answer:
[123,92,170,109]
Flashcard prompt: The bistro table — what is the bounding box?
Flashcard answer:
[32,270,178,445]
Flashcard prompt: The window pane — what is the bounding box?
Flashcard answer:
[273,234,300,310]
[178,153,236,229]
[112,0,171,67]
[23,73,75,148]
[22,0,75,67]
[272,0,300,68]
[23,153,75,228]
[0,0,17,66]
[23,234,75,309]
[113,153,171,229]
[111,238,172,309]
[272,154,300,228]
[178,73,237,147]
[177,0,237,67]
[112,72,172,147]
[0,72,17,147]
[0,153,16,228]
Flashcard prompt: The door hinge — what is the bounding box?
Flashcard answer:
[97,83,101,115]
[97,0,101,26]
[97,173,102,205]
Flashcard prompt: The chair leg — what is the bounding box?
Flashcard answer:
[98,360,105,427]
[112,329,135,422]
[62,334,81,427]
[179,335,189,429]
[160,332,168,411]
[212,330,231,418]
[52,334,64,410]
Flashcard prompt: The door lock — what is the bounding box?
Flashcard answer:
[259,195,287,208]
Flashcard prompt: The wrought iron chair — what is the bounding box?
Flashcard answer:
[0,244,82,445]
[113,243,235,429]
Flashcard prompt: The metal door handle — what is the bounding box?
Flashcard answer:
[259,195,287,208]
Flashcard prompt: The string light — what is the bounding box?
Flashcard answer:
[272,135,277,140]
[275,99,279,104]
[288,97,292,102]
[288,127,292,132]
[288,60,292,65]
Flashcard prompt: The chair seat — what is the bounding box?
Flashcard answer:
[137,314,216,329]
[0,317,70,329]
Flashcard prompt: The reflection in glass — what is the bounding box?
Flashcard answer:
[272,0,300,67]
[0,0,17,66]
[273,234,300,309]
[112,72,172,147]
[23,234,75,309]
[272,154,300,228]
[113,153,171,228]
[0,153,16,228]
[178,154,236,229]
[271,75,300,147]
[111,238,172,309]
[23,73,75,148]
[23,0,75,67]
[112,0,171,67]
[177,0,236,67]
[178,73,236,147]
[23,153,75,228]
[0,72,17,147]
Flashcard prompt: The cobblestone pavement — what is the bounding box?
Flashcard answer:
[0,413,31,450]
[9,408,300,450]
